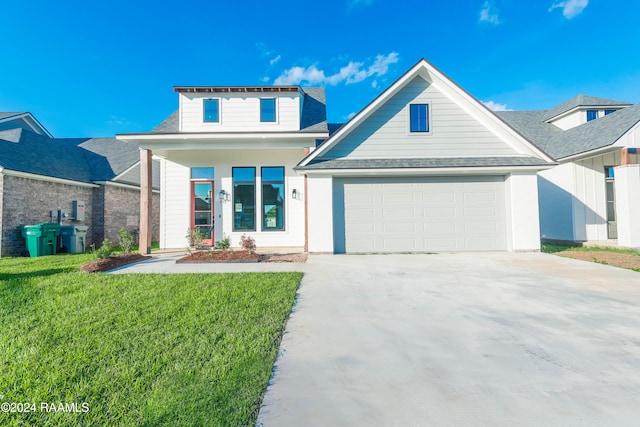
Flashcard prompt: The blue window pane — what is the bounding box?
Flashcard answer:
[604,109,616,115]
[410,104,429,132]
[232,167,256,182]
[586,110,598,121]
[232,167,256,231]
[204,99,219,122]
[262,167,285,231]
[262,166,284,182]
[261,98,276,122]
[191,167,214,180]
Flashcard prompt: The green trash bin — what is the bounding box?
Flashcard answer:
[21,223,61,257]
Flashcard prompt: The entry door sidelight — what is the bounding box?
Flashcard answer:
[605,166,617,239]
[191,181,214,246]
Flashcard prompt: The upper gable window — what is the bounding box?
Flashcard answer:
[260,98,276,122]
[604,109,617,116]
[203,99,220,123]
[586,110,598,122]
[410,104,429,133]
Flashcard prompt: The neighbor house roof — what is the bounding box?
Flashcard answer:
[499,103,640,160]
[0,111,54,138]
[0,127,159,189]
[0,112,24,120]
[542,94,631,122]
[149,87,328,134]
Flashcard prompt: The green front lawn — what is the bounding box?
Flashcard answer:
[541,242,640,255]
[0,254,301,426]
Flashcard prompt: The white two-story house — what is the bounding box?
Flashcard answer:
[118,86,328,250]
[119,59,554,253]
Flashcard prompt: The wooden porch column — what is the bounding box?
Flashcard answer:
[139,149,153,254]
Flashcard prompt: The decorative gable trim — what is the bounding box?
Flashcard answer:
[298,58,554,167]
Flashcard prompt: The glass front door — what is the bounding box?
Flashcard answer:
[191,181,214,246]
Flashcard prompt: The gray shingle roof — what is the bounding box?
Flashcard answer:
[0,128,158,188]
[300,88,328,132]
[495,110,563,157]
[499,104,640,160]
[152,110,178,133]
[542,94,630,121]
[296,156,551,171]
[149,87,328,133]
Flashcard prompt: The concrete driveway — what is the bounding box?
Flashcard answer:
[257,252,640,427]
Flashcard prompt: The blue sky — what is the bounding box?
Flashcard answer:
[1,0,639,137]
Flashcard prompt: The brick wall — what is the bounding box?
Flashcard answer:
[103,185,160,245]
[1,176,161,257]
[1,175,94,256]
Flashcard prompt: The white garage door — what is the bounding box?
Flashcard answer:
[334,176,507,252]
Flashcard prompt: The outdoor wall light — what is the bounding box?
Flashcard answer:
[292,189,298,199]
[219,190,230,202]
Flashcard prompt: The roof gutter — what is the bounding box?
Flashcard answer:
[0,169,99,188]
[296,164,555,176]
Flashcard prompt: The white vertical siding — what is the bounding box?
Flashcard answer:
[505,172,540,251]
[572,151,619,241]
[160,159,190,248]
[160,148,306,249]
[538,163,576,241]
[321,76,519,159]
[614,165,640,247]
[307,175,334,252]
[179,93,301,132]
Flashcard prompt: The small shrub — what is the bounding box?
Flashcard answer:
[118,227,135,254]
[94,239,114,259]
[215,235,231,251]
[186,228,207,248]
[240,234,256,254]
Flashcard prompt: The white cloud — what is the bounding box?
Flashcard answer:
[257,41,281,68]
[274,53,399,86]
[549,0,588,18]
[347,0,373,11]
[479,1,500,25]
[269,55,281,66]
[483,100,511,111]
[345,112,357,120]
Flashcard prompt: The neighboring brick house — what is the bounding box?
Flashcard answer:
[0,112,159,256]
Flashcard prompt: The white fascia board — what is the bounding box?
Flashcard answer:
[545,104,631,123]
[299,165,554,177]
[117,138,323,151]
[298,62,424,167]
[424,68,554,162]
[1,169,99,187]
[557,145,622,163]
[116,132,327,141]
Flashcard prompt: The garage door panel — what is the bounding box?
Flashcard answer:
[383,222,416,233]
[337,176,506,252]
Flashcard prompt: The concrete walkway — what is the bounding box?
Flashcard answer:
[257,252,640,427]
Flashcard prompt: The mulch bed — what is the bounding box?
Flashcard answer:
[80,253,151,273]
[177,250,307,264]
[555,250,640,271]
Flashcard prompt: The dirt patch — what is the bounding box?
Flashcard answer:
[556,250,640,271]
[80,253,151,273]
[177,250,307,264]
